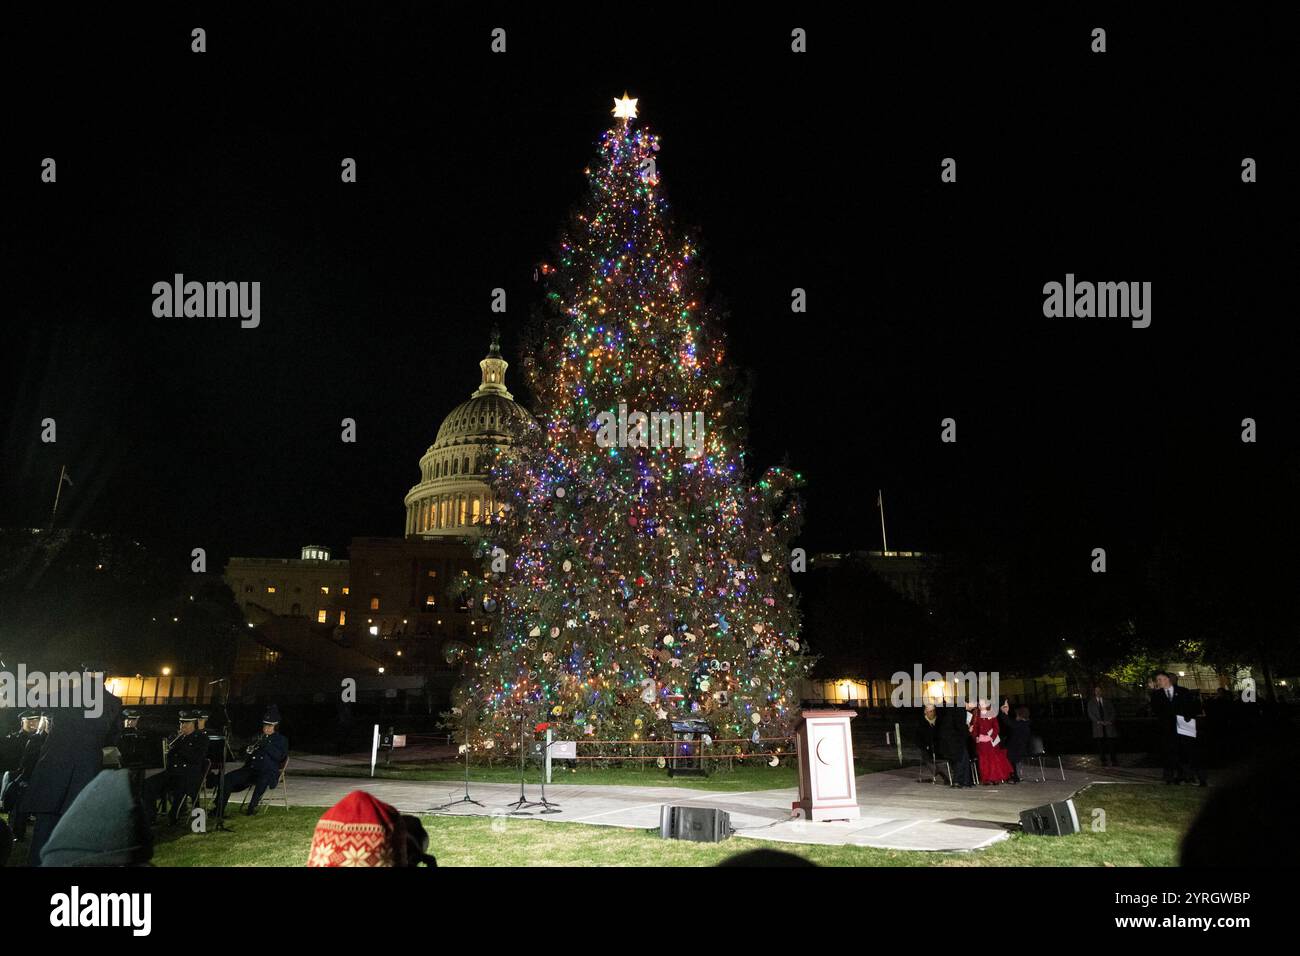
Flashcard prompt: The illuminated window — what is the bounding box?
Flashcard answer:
[369,595,380,610]
[342,587,349,595]
[317,610,328,623]
[266,586,277,594]
[320,586,329,595]
[368,625,378,636]
[427,570,437,578]
[339,611,347,626]
[425,594,436,607]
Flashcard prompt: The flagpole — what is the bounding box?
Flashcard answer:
[50,465,67,530]
[878,489,889,555]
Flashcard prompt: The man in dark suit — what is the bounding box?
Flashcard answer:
[1150,671,1206,785]
[917,704,940,756]
[216,705,288,816]
[1086,686,1120,767]
[916,704,942,779]
[937,703,974,787]
[21,674,122,864]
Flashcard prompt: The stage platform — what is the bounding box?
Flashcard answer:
[283,763,1155,852]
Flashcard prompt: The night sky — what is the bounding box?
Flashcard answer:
[4,6,1294,579]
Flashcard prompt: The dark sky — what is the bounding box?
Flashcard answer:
[3,6,1294,575]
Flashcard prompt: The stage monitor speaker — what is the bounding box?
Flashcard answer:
[659,805,731,843]
[1019,798,1081,836]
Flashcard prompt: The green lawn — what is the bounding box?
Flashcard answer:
[120,782,1204,867]
[294,756,899,792]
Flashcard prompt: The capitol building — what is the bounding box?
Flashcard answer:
[224,329,531,678]
[403,330,532,537]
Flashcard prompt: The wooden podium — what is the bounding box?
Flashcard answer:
[792,709,861,822]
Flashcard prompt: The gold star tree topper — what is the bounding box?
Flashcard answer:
[612,93,638,120]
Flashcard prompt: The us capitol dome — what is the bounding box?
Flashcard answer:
[403,329,532,537]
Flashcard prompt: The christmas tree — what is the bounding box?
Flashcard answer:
[455,95,809,760]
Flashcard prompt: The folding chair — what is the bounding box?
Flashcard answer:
[172,759,211,819]
[240,757,290,812]
[1024,735,1065,782]
[916,753,954,785]
[197,758,216,808]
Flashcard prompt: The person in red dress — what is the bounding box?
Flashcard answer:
[970,699,1015,785]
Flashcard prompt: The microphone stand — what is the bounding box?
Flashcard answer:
[211,678,233,833]
[534,737,562,815]
[429,726,485,812]
[505,708,540,815]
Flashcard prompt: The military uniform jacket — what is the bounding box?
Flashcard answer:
[167,732,209,773]
[244,732,288,788]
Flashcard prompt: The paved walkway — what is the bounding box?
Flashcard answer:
[282,763,1147,851]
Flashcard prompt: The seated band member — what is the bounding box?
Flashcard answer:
[141,711,208,824]
[2,711,49,841]
[116,710,151,772]
[194,709,227,789]
[2,711,41,773]
[216,706,288,817]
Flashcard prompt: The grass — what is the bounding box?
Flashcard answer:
[114,782,1205,867]
[292,756,899,791]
